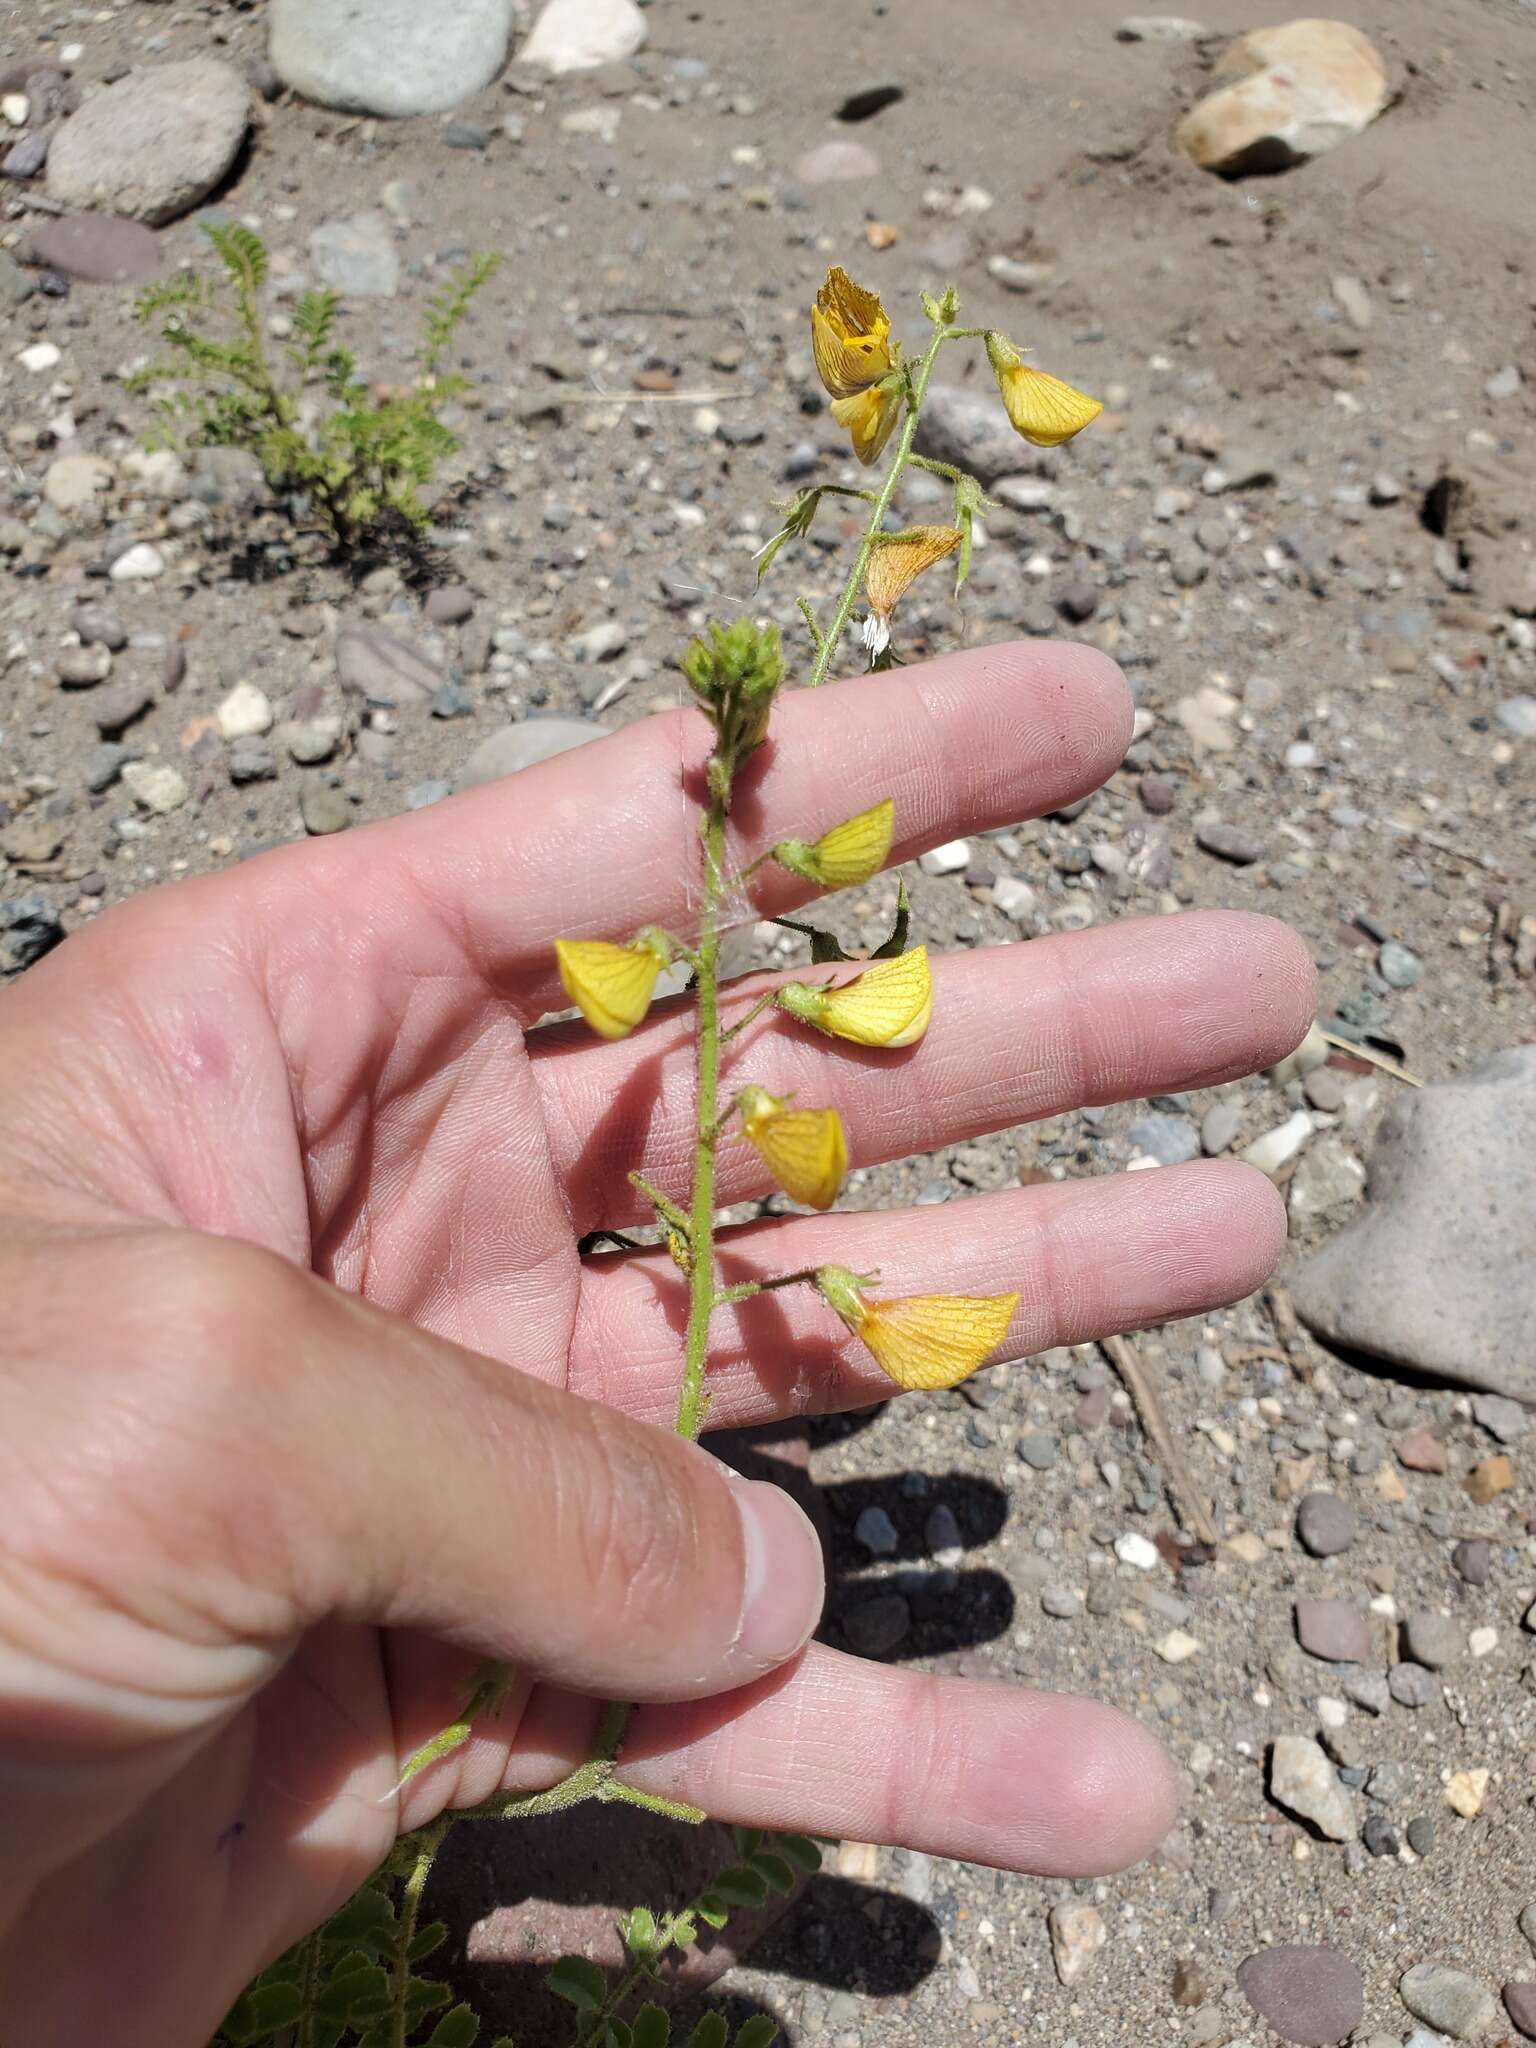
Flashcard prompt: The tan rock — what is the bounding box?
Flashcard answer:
[1175,18,1389,175]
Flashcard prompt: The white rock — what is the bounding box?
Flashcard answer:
[1317,1695,1347,1729]
[46,59,251,226]
[109,543,166,582]
[43,454,114,518]
[518,0,647,74]
[1269,1019,1331,1087]
[270,0,517,117]
[1155,1629,1201,1663]
[1269,1732,1355,1841]
[1117,15,1211,40]
[1048,1902,1107,1987]
[1,92,29,126]
[1243,1110,1314,1178]
[217,681,274,741]
[1175,19,1389,175]
[560,105,622,142]
[1468,1627,1498,1660]
[1114,1531,1159,1571]
[919,838,971,876]
[18,342,61,374]
[122,762,189,815]
[989,875,1037,923]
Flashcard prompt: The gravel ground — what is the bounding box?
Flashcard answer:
[2,1,1534,2044]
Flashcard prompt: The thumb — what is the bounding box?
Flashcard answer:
[14,1231,826,1713]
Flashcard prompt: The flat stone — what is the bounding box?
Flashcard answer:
[1238,1946,1364,2045]
[1398,1428,1448,1473]
[1295,1598,1371,1665]
[1048,1902,1107,1987]
[336,624,438,706]
[1452,1539,1491,1586]
[91,682,153,736]
[1243,1111,1313,1177]
[1401,1612,1463,1671]
[1270,1735,1354,1841]
[1472,1392,1529,1444]
[1296,1492,1357,1558]
[1175,18,1389,176]
[47,60,250,226]
[57,645,113,688]
[275,0,515,113]
[44,454,113,519]
[1505,1984,1536,2041]
[1118,15,1211,40]
[1196,820,1265,864]
[121,761,188,814]
[216,680,273,740]
[1466,1455,1513,1504]
[300,783,354,836]
[843,1592,910,1656]
[424,585,476,625]
[1127,1112,1201,1166]
[24,211,161,283]
[310,211,400,297]
[854,1505,898,1556]
[517,0,647,74]
[1202,1102,1243,1155]
[72,602,127,651]
[1495,696,1536,739]
[456,717,610,791]
[1399,1964,1499,2039]
[1289,1136,1366,1231]
[1292,1046,1536,1402]
[794,138,880,183]
[1388,1662,1440,1709]
[108,542,165,582]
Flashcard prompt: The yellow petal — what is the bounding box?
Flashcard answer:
[811,266,895,397]
[864,526,963,622]
[776,798,895,890]
[997,364,1102,448]
[830,383,903,466]
[740,1089,849,1211]
[855,1291,1020,1391]
[555,938,663,1041]
[777,946,932,1048]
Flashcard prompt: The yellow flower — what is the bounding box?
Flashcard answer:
[554,933,669,1040]
[863,526,963,654]
[811,266,896,398]
[815,1265,1019,1391]
[737,1085,848,1212]
[830,381,904,466]
[775,945,932,1048]
[773,798,894,890]
[985,332,1102,447]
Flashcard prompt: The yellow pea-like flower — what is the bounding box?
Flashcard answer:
[554,935,667,1041]
[815,1264,1019,1391]
[775,945,932,1048]
[738,1085,848,1212]
[863,526,963,653]
[773,798,894,891]
[830,381,905,467]
[811,266,896,399]
[985,332,1102,448]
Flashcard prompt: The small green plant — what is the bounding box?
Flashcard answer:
[128,224,496,550]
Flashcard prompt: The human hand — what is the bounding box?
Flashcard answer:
[0,640,1314,2045]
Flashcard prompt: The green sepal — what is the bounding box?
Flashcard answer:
[870,878,911,958]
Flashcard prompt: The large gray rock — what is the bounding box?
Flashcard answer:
[270,0,517,116]
[46,61,250,226]
[915,384,1048,488]
[1292,1045,1536,1403]
[309,212,400,298]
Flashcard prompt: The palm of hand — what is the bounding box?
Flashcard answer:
[0,645,1314,2046]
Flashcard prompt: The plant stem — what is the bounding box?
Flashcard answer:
[390,1817,448,2048]
[806,322,951,689]
[676,797,728,1442]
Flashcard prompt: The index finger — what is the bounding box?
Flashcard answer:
[247,638,1132,1021]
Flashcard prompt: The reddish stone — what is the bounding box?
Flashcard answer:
[24,212,163,284]
[1397,1428,1447,1474]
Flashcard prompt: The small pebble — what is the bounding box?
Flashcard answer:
[1296,1491,1357,1558]
[854,1505,899,1557]
[1388,1662,1441,1709]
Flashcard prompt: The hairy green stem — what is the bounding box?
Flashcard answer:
[806,321,951,689]
[676,797,729,1442]
[391,1818,448,2048]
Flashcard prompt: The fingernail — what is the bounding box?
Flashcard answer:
[732,1478,825,1670]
